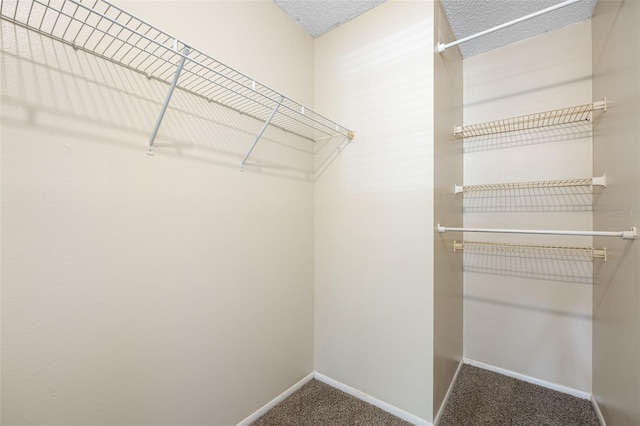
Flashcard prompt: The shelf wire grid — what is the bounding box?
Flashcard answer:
[454,100,606,138]
[454,240,606,261]
[0,0,353,142]
[459,177,594,194]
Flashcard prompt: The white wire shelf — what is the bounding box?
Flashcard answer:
[0,0,354,161]
[453,240,607,261]
[454,99,606,138]
[454,174,606,195]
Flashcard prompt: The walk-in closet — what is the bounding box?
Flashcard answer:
[1,0,638,425]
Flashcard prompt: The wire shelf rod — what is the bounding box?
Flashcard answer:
[453,240,607,260]
[1,0,354,147]
[454,174,606,194]
[437,224,637,240]
[454,99,606,138]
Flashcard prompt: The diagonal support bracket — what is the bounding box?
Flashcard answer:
[147,43,190,156]
[240,96,284,170]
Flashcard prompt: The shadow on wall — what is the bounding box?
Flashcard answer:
[461,185,595,213]
[0,21,347,182]
[314,135,352,181]
[462,122,592,153]
[460,249,598,284]
[464,294,592,320]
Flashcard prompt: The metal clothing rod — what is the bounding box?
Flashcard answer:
[437,224,637,240]
[437,0,582,53]
[241,96,284,170]
[147,44,190,156]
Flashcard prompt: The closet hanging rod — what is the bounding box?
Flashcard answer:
[437,224,637,240]
[0,0,354,156]
[436,0,582,53]
[454,174,606,194]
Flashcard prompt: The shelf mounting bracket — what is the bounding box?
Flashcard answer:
[241,96,284,170]
[147,42,190,156]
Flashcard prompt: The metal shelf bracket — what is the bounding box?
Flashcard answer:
[147,43,190,156]
[240,96,285,170]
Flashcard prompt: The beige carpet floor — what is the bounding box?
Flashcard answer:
[438,365,600,426]
[252,365,600,425]
[251,379,412,426]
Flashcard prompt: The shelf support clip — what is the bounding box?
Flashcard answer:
[240,96,284,170]
[147,42,190,156]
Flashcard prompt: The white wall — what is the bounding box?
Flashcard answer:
[314,0,436,421]
[463,21,594,392]
[592,0,640,423]
[0,1,315,425]
[433,0,463,418]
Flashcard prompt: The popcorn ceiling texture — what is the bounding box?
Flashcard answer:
[273,0,386,37]
[440,0,598,58]
[274,0,596,58]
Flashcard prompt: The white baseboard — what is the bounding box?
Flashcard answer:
[433,358,464,425]
[236,372,314,426]
[463,358,591,400]
[591,395,606,426]
[313,371,432,426]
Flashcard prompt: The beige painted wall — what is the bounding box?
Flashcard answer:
[463,21,594,392]
[592,0,640,424]
[433,0,463,418]
[314,0,436,421]
[1,2,315,425]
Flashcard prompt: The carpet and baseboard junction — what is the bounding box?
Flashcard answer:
[247,364,601,426]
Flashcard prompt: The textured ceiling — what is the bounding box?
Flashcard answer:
[274,0,597,58]
[273,0,386,37]
[441,0,598,58]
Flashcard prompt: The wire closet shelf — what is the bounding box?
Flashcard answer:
[454,174,607,195]
[453,99,606,138]
[453,241,607,261]
[0,0,354,159]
